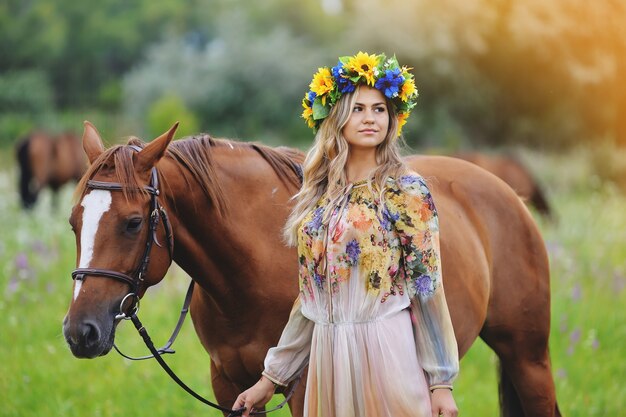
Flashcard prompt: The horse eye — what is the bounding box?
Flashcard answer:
[126,217,143,233]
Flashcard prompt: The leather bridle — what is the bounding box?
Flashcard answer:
[69,147,301,416]
[71,160,174,304]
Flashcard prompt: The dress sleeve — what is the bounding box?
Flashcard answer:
[262,295,314,387]
[386,174,459,389]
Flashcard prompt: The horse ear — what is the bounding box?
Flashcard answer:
[134,122,179,173]
[82,121,105,164]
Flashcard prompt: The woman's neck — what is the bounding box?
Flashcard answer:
[345,147,378,183]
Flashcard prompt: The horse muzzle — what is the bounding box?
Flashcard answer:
[62,313,116,358]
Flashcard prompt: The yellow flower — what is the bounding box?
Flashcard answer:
[301,98,314,128]
[345,52,380,86]
[397,112,409,135]
[400,78,416,102]
[309,67,334,104]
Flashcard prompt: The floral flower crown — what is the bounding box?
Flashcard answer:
[301,52,418,136]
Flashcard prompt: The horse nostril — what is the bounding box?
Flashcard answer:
[80,320,101,346]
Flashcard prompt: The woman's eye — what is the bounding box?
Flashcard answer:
[374,107,386,113]
[126,218,143,233]
[353,106,363,112]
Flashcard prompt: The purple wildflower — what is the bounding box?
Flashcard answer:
[15,253,29,271]
[571,283,581,301]
[345,239,361,264]
[375,68,404,99]
[6,277,19,296]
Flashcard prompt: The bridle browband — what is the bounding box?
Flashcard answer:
[69,146,301,416]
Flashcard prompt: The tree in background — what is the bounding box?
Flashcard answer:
[1,0,625,148]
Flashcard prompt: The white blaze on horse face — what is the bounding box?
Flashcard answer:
[74,190,112,300]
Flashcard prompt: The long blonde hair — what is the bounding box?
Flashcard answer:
[283,86,409,246]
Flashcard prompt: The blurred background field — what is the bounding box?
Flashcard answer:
[1,0,626,416]
[1,147,625,416]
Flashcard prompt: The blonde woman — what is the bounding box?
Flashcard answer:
[233,52,459,417]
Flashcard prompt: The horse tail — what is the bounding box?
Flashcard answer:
[498,362,525,417]
[505,151,554,221]
[529,183,553,219]
[15,135,37,209]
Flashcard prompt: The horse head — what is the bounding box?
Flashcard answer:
[63,121,178,358]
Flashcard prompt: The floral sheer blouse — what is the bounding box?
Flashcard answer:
[263,173,459,390]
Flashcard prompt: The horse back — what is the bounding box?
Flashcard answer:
[26,131,55,188]
[51,132,86,186]
[404,155,550,354]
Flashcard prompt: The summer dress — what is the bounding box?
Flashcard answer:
[263,173,459,417]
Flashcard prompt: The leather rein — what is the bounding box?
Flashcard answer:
[70,146,300,417]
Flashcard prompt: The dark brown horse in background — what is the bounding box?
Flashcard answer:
[63,122,561,417]
[15,130,87,209]
[453,151,553,219]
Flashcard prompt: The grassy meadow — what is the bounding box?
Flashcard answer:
[0,146,624,416]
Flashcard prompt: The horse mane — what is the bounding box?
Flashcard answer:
[74,134,304,217]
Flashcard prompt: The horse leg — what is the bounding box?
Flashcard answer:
[210,359,249,416]
[285,369,307,417]
[481,323,561,417]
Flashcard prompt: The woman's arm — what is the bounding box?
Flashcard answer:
[387,174,459,413]
[232,296,314,416]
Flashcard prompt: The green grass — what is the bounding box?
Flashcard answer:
[1,147,625,416]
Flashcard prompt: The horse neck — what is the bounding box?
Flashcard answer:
[158,145,298,310]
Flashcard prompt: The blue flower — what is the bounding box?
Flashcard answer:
[345,239,361,264]
[307,91,317,104]
[331,61,356,94]
[414,274,433,295]
[308,207,324,232]
[399,174,419,187]
[381,205,399,231]
[313,271,325,289]
[374,68,404,99]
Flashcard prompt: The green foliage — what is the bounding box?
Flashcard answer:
[147,94,199,138]
[123,22,328,143]
[98,80,123,111]
[3,0,626,148]
[587,140,626,191]
[0,70,53,113]
[0,114,36,148]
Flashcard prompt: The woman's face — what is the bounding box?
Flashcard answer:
[341,86,390,151]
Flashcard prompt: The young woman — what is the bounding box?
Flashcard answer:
[233,52,459,417]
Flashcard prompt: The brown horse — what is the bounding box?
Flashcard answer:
[453,151,553,219]
[63,122,561,417]
[15,130,87,209]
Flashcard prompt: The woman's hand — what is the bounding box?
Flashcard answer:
[232,376,277,417]
[430,388,458,417]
